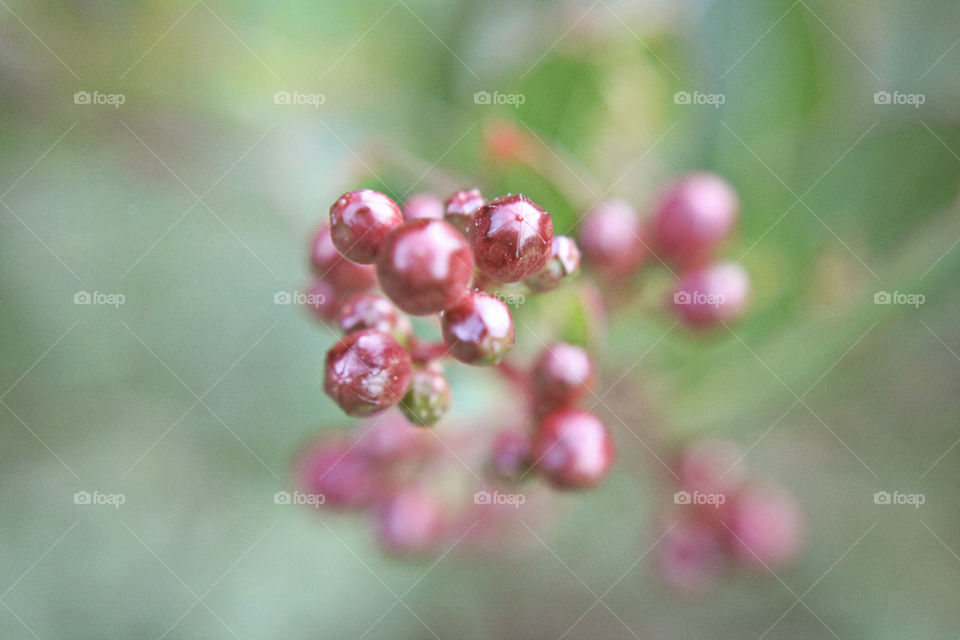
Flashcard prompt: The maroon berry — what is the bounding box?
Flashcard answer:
[337,293,412,344]
[377,219,474,315]
[489,429,531,482]
[400,367,451,426]
[470,194,554,283]
[303,279,342,322]
[310,224,377,292]
[524,235,581,292]
[441,292,515,365]
[376,488,446,555]
[532,409,615,489]
[295,438,383,508]
[724,484,805,567]
[329,189,403,264]
[530,343,594,411]
[578,199,645,277]
[402,193,444,220]
[444,188,485,233]
[324,329,413,417]
[653,173,739,265]
[671,262,750,328]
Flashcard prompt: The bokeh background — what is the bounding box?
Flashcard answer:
[2,1,960,638]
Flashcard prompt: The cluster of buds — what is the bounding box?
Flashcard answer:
[309,188,582,425]
[293,412,562,555]
[579,173,749,328]
[293,341,614,555]
[657,439,806,593]
[294,171,799,575]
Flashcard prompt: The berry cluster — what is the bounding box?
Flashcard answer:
[294,345,615,555]
[657,439,805,593]
[295,412,560,555]
[294,172,796,573]
[578,173,750,328]
[311,188,581,425]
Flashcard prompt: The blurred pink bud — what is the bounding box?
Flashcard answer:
[375,488,446,555]
[671,262,750,328]
[653,173,739,265]
[295,438,384,508]
[725,484,806,567]
[657,520,727,594]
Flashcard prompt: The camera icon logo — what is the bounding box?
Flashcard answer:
[74,91,91,105]
[274,91,292,105]
[673,490,692,505]
[873,490,891,505]
[874,291,892,304]
[74,491,91,505]
[873,91,892,105]
[673,91,692,105]
[274,291,292,305]
[74,291,92,304]
[474,91,491,105]
[473,490,492,505]
[273,491,292,505]
[673,291,691,305]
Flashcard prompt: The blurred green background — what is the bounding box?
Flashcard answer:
[2,1,960,638]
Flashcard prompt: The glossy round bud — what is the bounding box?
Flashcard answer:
[329,189,403,264]
[443,188,485,233]
[441,292,515,365]
[489,429,532,483]
[530,343,594,411]
[400,368,451,427]
[725,484,805,567]
[671,262,750,328]
[470,194,554,283]
[295,438,383,508]
[376,488,446,555]
[377,219,474,315]
[310,224,377,292]
[653,173,739,265]
[578,198,645,277]
[302,279,342,322]
[402,193,444,220]
[524,235,581,292]
[532,409,615,489]
[337,293,412,344]
[324,329,413,417]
